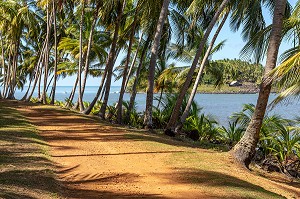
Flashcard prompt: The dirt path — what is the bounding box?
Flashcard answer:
[9,102,300,198]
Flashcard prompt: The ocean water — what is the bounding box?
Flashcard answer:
[14,86,300,126]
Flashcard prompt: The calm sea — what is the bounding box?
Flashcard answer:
[14,86,299,126]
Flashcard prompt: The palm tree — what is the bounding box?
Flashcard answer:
[166,0,230,132]
[99,0,126,119]
[176,12,229,132]
[144,0,170,129]
[232,0,288,168]
[77,0,87,111]
[50,0,58,105]
[125,35,151,122]
[116,1,141,124]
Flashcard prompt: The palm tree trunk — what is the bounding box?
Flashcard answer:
[26,41,47,102]
[21,74,34,101]
[83,48,121,115]
[126,36,151,122]
[176,12,229,131]
[8,40,20,100]
[166,0,230,131]
[124,32,144,91]
[99,0,126,119]
[144,0,170,129]
[0,33,5,98]
[83,68,107,114]
[116,8,139,124]
[80,3,100,111]
[77,0,86,111]
[157,86,164,109]
[3,51,12,98]
[65,74,79,108]
[51,1,58,105]
[232,0,287,168]
[42,1,51,104]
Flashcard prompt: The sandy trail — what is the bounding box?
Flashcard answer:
[13,103,300,199]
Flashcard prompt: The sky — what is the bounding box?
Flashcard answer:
[57,0,298,86]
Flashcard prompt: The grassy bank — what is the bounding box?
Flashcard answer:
[0,101,60,198]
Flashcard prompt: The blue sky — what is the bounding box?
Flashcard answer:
[57,0,297,86]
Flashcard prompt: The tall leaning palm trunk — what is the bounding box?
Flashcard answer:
[166,0,230,132]
[99,0,126,119]
[116,8,139,124]
[80,3,100,110]
[176,12,229,131]
[42,1,51,104]
[144,0,170,129]
[232,0,287,168]
[126,36,151,122]
[77,0,86,111]
[51,1,58,105]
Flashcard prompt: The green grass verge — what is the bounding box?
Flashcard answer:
[0,102,60,198]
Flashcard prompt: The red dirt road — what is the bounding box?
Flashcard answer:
[14,103,300,199]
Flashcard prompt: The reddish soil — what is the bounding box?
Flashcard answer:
[7,101,300,198]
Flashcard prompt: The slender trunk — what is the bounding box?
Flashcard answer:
[176,12,228,131]
[232,0,286,168]
[21,74,34,101]
[124,32,143,90]
[51,1,58,105]
[166,0,230,131]
[157,86,164,109]
[65,74,79,108]
[99,0,126,119]
[78,0,87,111]
[83,47,120,115]
[38,68,42,100]
[8,39,20,99]
[42,1,51,104]
[0,33,5,98]
[46,75,54,92]
[144,0,170,129]
[26,41,47,102]
[126,36,151,122]
[80,4,100,111]
[4,51,12,98]
[116,9,139,123]
[83,67,108,114]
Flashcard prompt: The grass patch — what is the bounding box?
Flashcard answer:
[0,101,60,198]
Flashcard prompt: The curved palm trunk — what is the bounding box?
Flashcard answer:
[7,39,20,100]
[77,0,86,111]
[144,0,170,129]
[65,74,79,108]
[166,0,230,131]
[3,52,12,98]
[83,68,107,114]
[156,86,164,109]
[26,42,47,102]
[51,1,58,105]
[99,0,126,119]
[124,32,144,90]
[80,4,100,110]
[21,74,34,101]
[1,33,5,98]
[176,12,228,131]
[42,2,51,104]
[126,36,151,122]
[116,9,139,124]
[232,0,287,168]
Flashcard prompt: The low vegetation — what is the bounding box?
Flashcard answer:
[0,102,60,198]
